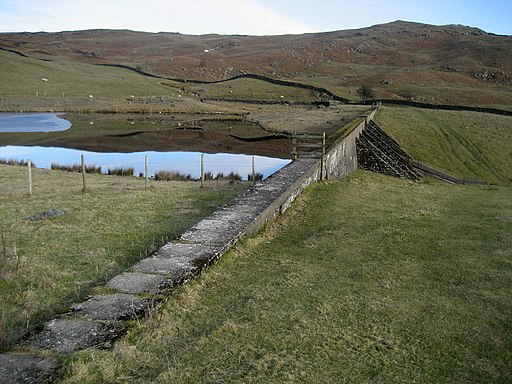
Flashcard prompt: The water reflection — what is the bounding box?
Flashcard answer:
[0,113,71,133]
[0,146,291,180]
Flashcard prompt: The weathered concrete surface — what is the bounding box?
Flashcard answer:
[180,158,320,249]
[106,272,170,294]
[22,319,123,354]
[133,257,196,276]
[324,110,377,180]
[72,294,148,321]
[0,354,58,384]
[156,242,218,268]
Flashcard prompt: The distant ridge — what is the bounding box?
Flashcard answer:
[1,21,511,107]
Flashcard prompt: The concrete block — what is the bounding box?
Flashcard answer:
[0,354,58,384]
[72,294,147,321]
[157,242,216,261]
[106,272,168,294]
[133,257,197,281]
[22,319,123,354]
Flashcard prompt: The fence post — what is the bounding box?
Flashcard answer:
[81,155,86,193]
[292,132,297,160]
[321,132,326,181]
[145,155,149,191]
[200,154,205,188]
[27,160,32,195]
[252,156,256,185]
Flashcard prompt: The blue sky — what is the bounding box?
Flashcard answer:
[0,0,510,35]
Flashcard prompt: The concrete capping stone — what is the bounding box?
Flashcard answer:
[154,242,220,270]
[106,272,170,294]
[0,354,58,384]
[22,319,123,354]
[133,257,197,280]
[157,243,216,260]
[72,294,148,321]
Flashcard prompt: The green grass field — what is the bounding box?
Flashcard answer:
[0,164,246,349]
[55,105,512,383]
[2,46,511,382]
[376,106,512,185]
[0,51,191,112]
[0,50,334,113]
[59,172,512,384]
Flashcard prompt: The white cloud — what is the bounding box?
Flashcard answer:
[0,0,315,35]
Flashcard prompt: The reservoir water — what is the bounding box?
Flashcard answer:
[0,112,292,179]
[0,113,71,132]
[0,146,291,180]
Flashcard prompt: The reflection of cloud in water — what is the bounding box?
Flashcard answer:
[0,146,291,180]
[0,113,71,132]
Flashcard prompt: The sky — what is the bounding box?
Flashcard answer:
[0,0,511,36]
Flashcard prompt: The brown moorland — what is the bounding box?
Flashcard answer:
[1,21,511,107]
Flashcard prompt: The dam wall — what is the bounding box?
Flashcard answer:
[323,109,377,180]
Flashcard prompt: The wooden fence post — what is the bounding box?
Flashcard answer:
[27,160,32,195]
[321,132,326,180]
[145,155,149,191]
[252,156,256,185]
[81,155,86,193]
[292,132,297,160]
[200,154,205,188]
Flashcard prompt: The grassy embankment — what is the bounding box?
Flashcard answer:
[0,164,247,349]
[0,50,201,113]
[57,107,511,383]
[376,106,512,185]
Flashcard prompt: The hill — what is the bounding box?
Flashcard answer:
[1,21,511,107]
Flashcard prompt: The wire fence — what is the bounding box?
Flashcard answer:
[1,152,291,195]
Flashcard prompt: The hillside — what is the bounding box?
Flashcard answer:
[1,21,511,107]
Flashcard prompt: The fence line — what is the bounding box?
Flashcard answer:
[2,154,282,196]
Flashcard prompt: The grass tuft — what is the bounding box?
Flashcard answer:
[107,167,134,177]
[0,158,34,167]
[51,162,102,174]
[154,170,194,181]
[248,172,264,182]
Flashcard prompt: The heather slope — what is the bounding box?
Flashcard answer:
[2,21,511,106]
